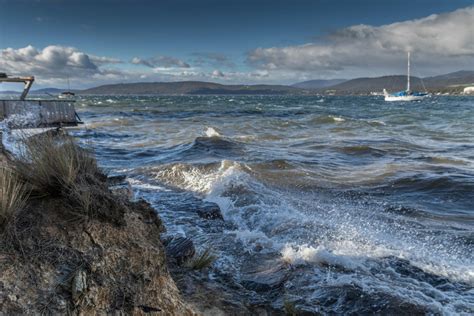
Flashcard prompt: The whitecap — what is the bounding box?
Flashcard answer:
[329,115,345,122]
[205,126,221,137]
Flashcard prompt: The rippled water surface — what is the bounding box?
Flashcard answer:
[72,95,473,314]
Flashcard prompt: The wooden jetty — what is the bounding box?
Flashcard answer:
[0,74,82,129]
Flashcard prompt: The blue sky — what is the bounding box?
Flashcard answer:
[0,0,473,88]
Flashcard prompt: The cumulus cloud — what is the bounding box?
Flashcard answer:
[248,6,474,77]
[131,55,190,68]
[0,45,273,87]
[211,69,225,78]
[0,45,123,81]
[192,52,235,68]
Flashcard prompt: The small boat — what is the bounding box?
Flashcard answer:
[58,91,76,99]
[58,77,76,99]
[384,52,429,102]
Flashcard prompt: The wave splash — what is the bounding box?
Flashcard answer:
[205,126,221,137]
[145,157,474,313]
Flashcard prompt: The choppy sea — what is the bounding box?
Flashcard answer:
[70,95,473,314]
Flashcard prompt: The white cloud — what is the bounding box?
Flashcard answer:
[0,45,123,83]
[211,69,225,78]
[131,55,190,68]
[4,6,471,89]
[192,52,235,68]
[248,6,474,78]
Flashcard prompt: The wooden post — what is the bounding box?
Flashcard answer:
[0,76,35,100]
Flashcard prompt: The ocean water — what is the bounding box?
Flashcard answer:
[72,95,473,314]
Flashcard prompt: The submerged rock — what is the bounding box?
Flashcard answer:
[240,258,289,293]
[196,201,224,220]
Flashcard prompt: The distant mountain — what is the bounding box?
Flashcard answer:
[321,71,474,94]
[0,90,20,95]
[2,70,472,97]
[0,88,70,95]
[325,75,420,94]
[29,88,65,95]
[423,71,474,88]
[292,79,347,89]
[80,81,302,95]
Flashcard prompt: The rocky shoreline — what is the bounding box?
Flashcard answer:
[0,131,296,315]
[0,134,198,315]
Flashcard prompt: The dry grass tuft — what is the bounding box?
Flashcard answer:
[10,133,125,225]
[13,134,100,196]
[0,167,29,231]
[185,247,216,270]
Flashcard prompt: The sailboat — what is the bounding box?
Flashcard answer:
[383,52,429,101]
[58,76,76,99]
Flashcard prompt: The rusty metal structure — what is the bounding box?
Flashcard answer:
[0,74,82,129]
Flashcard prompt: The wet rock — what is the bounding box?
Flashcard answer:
[110,183,134,200]
[107,174,127,186]
[240,259,289,293]
[196,202,224,220]
[165,237,196,265]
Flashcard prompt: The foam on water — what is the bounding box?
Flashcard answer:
[330,115,345,122]
[0,106,43,156]
[205,126,221,137]
[148,158,473,313]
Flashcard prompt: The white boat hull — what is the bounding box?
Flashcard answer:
[384,95,427,102]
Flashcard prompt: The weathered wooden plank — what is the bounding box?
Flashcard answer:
[0,100,80,128]
[0,100,5,120]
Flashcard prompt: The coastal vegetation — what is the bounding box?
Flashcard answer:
[11,133,126,224]
[0,167,29,231]
[185,247,216,270]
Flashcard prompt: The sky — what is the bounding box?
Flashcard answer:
[0,0,473,89]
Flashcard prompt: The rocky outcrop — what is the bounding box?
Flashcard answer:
[0,151,196,315]
[0,196,195,315]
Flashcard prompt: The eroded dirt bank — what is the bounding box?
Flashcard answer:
[0,142,196,315]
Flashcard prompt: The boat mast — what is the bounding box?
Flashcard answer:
[407,51,410,92]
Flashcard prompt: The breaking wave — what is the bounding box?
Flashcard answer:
[71,95,474,314]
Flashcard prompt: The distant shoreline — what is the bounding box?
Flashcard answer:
[1,70,472,96]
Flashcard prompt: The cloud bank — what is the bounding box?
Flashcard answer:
[1,6,472,87]
[192,52,235,68]
[248,6,474,78]
[0,45,123,83]
[131,56,190,68]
